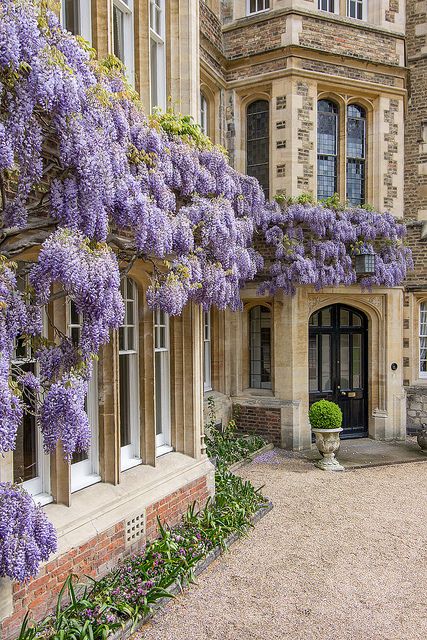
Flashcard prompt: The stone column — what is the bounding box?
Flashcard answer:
[98,332,121,482]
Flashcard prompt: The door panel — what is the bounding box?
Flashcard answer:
[309,304,368,438]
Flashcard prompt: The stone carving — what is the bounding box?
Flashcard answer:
[366,295,384,315]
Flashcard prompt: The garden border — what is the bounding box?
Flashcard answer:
[228,442,274,473]
[110,500,273,640]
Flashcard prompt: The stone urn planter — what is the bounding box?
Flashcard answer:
[417,428,427,454]
[309,399,345,472]
[312,428,344,471]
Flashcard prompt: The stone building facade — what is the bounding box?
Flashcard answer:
[199,0,426,444]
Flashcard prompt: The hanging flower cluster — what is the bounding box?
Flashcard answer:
[0,483,57,582]
[0,0,412,581]
[260,203,412,296]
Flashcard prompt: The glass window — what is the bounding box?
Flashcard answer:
[420,303,427,378]
[12,275,51,505]
[247,100,270,199]
[119,278,141,470]
[317,100,338,200]
[249,306,272,389]
[200,92,209,136]
[150,0,166,111]
[346,104,366,206]
[68,301,101,492]
[112,0,134,82]
[61,0,92,42]
[248,0,270,14]
[347,0,364,20]
[318,0,336,12]
[154,309,171,454]
[204,311,212,392]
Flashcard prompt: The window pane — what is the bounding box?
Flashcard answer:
[13,362,37,483]
[340,334,350,388]
[64,0,80,34]
[155,351,163,435]
[113,5,125,62]
[247,101,270,199]
[321,307,331,326]
[309,335,318,391]
[321,334,331,391]
[120,354,131,447]
[347,105,366,205]
[317,100,338,200]
[352,334,361,388]
[340,309,350,326]
[250,306,272,389]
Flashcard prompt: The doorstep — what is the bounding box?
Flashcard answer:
[302,436,427,469]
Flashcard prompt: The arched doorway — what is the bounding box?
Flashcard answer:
[309,304,368,438]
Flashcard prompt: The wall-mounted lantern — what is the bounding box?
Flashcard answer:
[354,252,376,276]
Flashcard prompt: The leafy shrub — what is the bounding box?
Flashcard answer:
[205,397,266,468]
[308,400,343,430]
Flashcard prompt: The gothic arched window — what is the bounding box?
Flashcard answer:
[249,305,272,389]
[346,104,366,206]
[317,99,338,200]
[247,100,270,198]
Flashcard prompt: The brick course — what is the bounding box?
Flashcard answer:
[233,403,281,446]
[0,476,210,640]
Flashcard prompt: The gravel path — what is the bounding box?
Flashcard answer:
[135,451,427,640]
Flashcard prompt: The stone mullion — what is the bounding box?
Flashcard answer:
[133,0,150,106]
[91,0,110,59]
[98,332,121,483]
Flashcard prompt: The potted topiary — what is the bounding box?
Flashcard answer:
[309,399,344,471]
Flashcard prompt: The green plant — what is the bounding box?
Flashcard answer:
[308,400,343,430]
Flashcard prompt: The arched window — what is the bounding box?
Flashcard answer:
[317,100,338,200]
[346,104,366,206]
[69,300,101,491]
[119,278,141,470]
[247,100,270,198]
[420,302,427,378]
[249,306,272,389]
[154,310,171,455]
[200,92,209,136]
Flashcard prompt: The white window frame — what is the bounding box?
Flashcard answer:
[247,0,270,15]
[154,310,172,456]
[12,305,51,506]
[149,0,166,111]
[61,0,92,44]
[200,92,209,136]
[203,311,212,392]
[317,0,340,15]
[112,0,135,83]
[68,301,101,492]
[346,0,366,21]
[420,302,427,379]
[119,278,141,471]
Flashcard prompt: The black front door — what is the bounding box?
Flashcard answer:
[309,304,368,438]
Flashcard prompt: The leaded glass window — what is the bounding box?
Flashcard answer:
[317,100,338,200]
[420,303,427,378]
[346,104,366,206]
[247,100,270,199]
[249,306,272,389]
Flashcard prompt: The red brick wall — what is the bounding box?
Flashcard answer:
[233,403,281,446]
[0,475,210,640]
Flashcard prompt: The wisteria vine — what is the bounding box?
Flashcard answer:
[0,0,412,581]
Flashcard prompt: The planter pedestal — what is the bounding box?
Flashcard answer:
[417,428,427,454]
[312,428,344,471]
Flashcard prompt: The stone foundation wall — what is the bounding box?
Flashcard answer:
[0,475,211,640]
[406,387,427,433]
[233,403,281,446]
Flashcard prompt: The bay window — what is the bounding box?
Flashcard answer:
[112,0,134,82]
[249,306,272,390]
[154,309,171,455]
[68,301,101,492]
[204,311,212,392]
[61,0,92,43]
[119,278,141,470]
[420,303,427,378]
[150,0,166,111]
